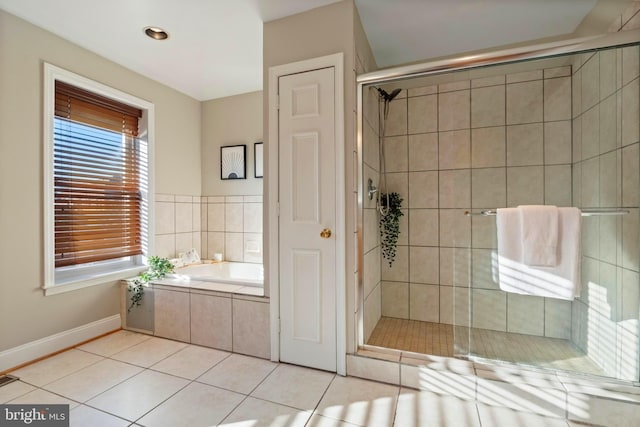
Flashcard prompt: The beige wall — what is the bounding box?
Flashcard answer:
[0,10,202,352]
[263,0,370,352]
[354,6,377,75]
[202,91,263,196]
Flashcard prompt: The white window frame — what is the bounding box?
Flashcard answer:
[43,63,155,296]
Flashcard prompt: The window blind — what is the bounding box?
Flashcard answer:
[54,81,144,267]
[55,81,141,136]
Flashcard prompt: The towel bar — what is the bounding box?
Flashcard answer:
[464,209,629,217]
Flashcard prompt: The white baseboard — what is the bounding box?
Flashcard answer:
[0,314,121,372]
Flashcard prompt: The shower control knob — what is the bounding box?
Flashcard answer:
[320,228,332,239]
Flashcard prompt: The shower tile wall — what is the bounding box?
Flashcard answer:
[201,196,263,263]
[363,85,382,342]
[571,46,640,380]
[355,15,380,347]
[377,67,574,338]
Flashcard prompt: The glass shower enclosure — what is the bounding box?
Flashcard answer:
[357,30,640,383]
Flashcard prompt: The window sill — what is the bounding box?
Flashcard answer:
[43,265,147,296]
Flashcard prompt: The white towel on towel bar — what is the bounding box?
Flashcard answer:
[496,207,520,267]
[519,205,558,267]
[496,207,581,300]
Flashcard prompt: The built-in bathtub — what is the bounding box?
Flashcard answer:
[121,261,269,359]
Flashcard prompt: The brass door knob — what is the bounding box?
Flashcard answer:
[320,228,332,239]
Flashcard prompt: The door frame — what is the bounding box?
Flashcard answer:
[267,53,345,375]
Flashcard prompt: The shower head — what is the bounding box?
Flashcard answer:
[377,88,402,102]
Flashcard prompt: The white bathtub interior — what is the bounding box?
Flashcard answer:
[171,262,263,287]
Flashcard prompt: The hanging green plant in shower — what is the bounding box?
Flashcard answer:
[380,192,403,267]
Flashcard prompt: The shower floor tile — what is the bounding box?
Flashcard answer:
[367,317,605,376]
[367,317,455,356]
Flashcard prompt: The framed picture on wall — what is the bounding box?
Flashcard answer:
[221,145,246,180]
[254,142,263,178]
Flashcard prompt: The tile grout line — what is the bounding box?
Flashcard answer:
[302,373,338,426]
[70,339,191,421]
[72,401,133,425]
[130,369,193,425]
[89,342,236,424]
[12,348,108,390]
[217,362,314,426]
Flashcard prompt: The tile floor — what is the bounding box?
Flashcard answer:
[367,318,455,356]
[367,317,604,376]
[0,330,603,426]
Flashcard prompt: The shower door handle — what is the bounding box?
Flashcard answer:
[320,228,332,239]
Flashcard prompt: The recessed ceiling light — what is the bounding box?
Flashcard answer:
[143,26,169,40]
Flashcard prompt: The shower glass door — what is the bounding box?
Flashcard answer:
[451,44,640,381]
[361,39,640,383]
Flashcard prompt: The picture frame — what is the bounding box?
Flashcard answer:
[221,145,246,180]
[254,142,263,178]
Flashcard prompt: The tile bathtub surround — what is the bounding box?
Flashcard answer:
[155,194,202,259]
[201,195,263,263]
[155,193,263,264]
[122,282,271,360]
[366,66,574,340]
[6,330,640,426]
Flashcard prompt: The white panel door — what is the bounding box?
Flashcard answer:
[279,67,336,372]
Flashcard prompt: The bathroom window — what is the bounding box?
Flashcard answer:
[43,64,155,295]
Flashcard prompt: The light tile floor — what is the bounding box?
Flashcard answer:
[1,330,594,426]
[368,317,604,376]
[367,318,454,356]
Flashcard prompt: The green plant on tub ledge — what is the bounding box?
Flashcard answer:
[127,256,174,312]
[380,192,403,267]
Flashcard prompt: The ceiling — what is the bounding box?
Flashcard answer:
[357,0,598,68]
[0,0,606,101]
